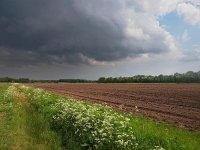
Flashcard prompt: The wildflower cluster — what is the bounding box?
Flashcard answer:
[4,84,19,99]
[14,84,168,150]
[19,85,137,149]
[52,99,137,149]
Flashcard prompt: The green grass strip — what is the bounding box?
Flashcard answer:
[0,84,62,150]
[0,84,13,149]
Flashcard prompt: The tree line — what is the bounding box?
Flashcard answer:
[0,77,30,83]
[1,71,200,83]
[0,77,93,83]
[97,71,200,83]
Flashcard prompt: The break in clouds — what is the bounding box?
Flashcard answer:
[0,0,199,67]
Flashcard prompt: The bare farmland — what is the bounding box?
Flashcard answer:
[28,83,200,131]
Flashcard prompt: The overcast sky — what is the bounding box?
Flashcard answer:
[0,0,200,79]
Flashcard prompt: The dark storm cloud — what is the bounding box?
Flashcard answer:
[0,0,176,67]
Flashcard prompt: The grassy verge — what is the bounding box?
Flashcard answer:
[0,84,62,150]
[0,84,12,149]
[17,84,200,150]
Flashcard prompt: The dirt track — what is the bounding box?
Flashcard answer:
[28,83,200,131]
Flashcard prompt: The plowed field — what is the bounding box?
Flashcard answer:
[28,83,200,131]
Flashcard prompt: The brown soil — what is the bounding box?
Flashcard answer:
[27,83,200,132]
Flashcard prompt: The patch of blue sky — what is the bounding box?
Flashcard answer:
[159,12,200,51]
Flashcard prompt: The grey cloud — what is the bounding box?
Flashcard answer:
[0,0,177,67]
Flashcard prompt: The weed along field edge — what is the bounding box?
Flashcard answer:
[0,83,200,150]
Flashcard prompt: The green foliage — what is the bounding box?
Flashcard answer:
[20,86,137,149]
[98,71,200,83]
[0,77,14,82]
[0,84,13,149]
[0,77,30,83]
[0,77,93,83]
[0,84,62,150]
[58,79,93,83]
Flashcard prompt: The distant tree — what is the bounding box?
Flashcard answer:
[17,78,30,83]
[0,77,14,82]
[97,77,106,83]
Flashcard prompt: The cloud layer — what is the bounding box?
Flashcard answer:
[177,2,200,26]
[0,0,198,67]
